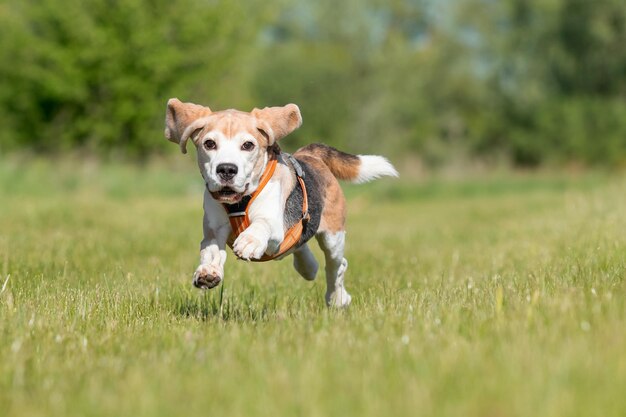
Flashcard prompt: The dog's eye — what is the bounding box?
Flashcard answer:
[241,141,255,151]
[204,139,217,150]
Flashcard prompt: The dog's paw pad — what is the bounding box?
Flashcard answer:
[193,265,222,290]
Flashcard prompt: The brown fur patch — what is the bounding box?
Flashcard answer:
[295,144,361,181]
[198,110,272,149]
[165,99,212,147]
[318,179,347,233]
[252,104,302,144]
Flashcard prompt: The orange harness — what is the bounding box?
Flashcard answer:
[222,154,309,262]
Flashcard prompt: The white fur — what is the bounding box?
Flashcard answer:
[353,155,399,184]
[193,190,231,288]
[198,127,266,194]
[232,175,285,260]
[316,231,351,307]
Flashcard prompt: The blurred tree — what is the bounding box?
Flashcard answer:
[251,0,491,167]
[0,0,265,156]
[460,0,626,166]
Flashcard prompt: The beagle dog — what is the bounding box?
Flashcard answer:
[165,99,398,307]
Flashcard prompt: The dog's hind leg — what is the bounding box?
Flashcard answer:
[316,231,351,307]
[292,243,318,281]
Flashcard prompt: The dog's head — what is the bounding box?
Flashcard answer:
[165,99,302,203]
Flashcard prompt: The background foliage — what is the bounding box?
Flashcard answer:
[1,0,625,166]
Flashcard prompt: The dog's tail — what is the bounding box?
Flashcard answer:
[295,143,398,184]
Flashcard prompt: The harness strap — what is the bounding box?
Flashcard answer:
[222,153,308,262]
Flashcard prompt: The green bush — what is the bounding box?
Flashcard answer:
[0,0,258,156]
[513,98,626,166]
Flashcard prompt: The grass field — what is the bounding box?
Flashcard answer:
[1,158,625,417]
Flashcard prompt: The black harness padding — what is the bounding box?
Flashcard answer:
[283,157,322,248]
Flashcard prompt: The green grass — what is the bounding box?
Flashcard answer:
[1,158,624,417]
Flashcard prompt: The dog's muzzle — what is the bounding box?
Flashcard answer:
[210,184,248,204]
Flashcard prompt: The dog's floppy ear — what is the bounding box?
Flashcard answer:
[165,98,212,154]
[252,104,302,145]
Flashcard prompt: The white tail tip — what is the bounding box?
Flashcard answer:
[354,155,399,184]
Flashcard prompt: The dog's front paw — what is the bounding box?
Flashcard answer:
[233,232,267,260]
[193,264,222,290]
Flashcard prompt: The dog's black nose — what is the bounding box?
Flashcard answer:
[216,163,238,181]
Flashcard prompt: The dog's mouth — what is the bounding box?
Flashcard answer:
[210,185,248,204]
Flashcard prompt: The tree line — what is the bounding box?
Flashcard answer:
[1,0,625,167]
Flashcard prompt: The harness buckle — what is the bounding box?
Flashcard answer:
[282,153,305,179]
